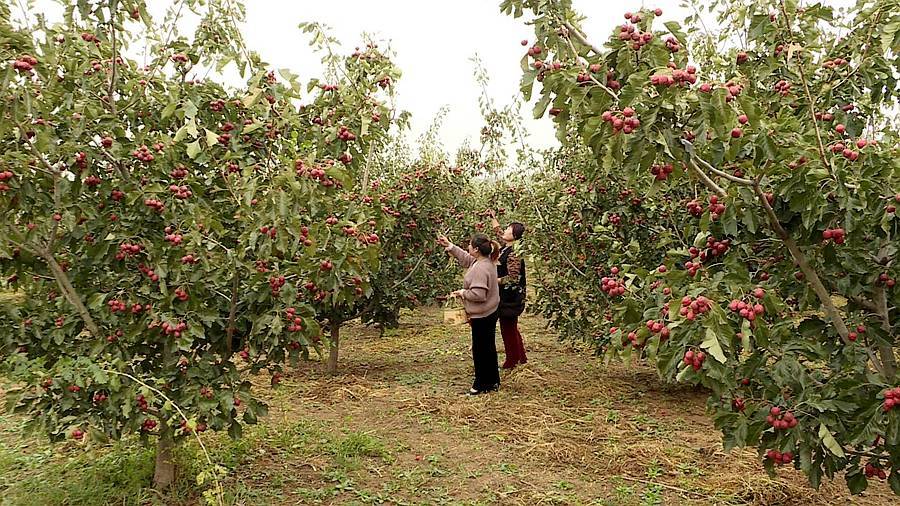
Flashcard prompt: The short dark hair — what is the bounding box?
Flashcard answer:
[509,222,525,240]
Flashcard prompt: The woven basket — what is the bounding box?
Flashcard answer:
[442,300,468,325]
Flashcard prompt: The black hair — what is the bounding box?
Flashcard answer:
[509,222,525,240]
[470,234,500,261]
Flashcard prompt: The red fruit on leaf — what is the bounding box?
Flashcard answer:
[731,128,743,138]
[738,114,749,125]
[835,124,846,134]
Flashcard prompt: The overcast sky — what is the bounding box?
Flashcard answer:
[237,0,698,154]
[16,0,854,156]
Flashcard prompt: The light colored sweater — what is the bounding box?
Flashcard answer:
[446,244,500,319]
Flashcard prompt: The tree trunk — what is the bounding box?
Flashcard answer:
[326,322,340,375]
[875,287,898,380]
[153,425,176,491]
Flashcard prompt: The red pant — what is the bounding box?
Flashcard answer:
[499,317,527,368]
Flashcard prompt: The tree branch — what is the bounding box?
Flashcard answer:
[686,160,726,197]
[108,3,118,116]
[874,286,897,380]
[753,181,884,374]
[523,184,585,276]
[39,247,101,337]
[562,21,603,57]
[694,157,754,186]
[225,262,239,356]
[777,2,840,187]
[559,21,618,100]
[388,254,426,291]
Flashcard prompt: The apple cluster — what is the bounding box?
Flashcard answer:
[169,184,193,199]
[766,406,798,431]
[617,22,653,51]
[864,463,887,480]
[728,295,766,322]
[650,163,673,181]
[821,228,846,245]
[160,320,187,337]
[115,242,143,260]
[883,387,900,412]
[600,107,640,134]
[12,54,38,73]
[144,198,164,212]
[132,144,155,162]
[269,275,286,296]
[137,263,160,283]
[679,296,711,321]
[766,449,794,465]
[284,307,304,333]
[683,349,706,371]
[773,79,792,96]
[651,64,697,87]
[601,267,627,297]
[645,319,671,339]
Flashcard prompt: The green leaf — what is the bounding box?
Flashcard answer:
[663,21,688,46]
[186,140,201,159]
[205,129,219,147]
[243,87,263,108]
[818,424,845,458]
[846,469,868,494]
[161,101,177,120]
[889,468,900,495]
[533,91,552,119]
[701,327,727,363]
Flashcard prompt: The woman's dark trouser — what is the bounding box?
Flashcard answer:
[470,311,500,391]
[500,316,527,367]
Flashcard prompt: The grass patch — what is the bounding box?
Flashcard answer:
[0,439,157,506]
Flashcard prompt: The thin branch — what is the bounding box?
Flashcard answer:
[388,254,426,291]
[850,295,879,313]
[686,159,726,197]
[874,286,897,380]
[559,21,618,100]
[753,181,885,375]
[108,3,118,115]
[120,0,187,113]
[562,21,603,57]
[695,157,754,185]
[39,248,102,337]
[777,2,839,187]
[361,142,375,194]
[524,184,585,277]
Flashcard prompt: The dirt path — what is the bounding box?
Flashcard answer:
[232,307,896,505]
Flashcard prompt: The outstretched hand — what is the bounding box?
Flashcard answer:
[437,235,450,248]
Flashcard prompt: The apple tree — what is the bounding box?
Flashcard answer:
[503,0,900,494]
[0,0,403,490]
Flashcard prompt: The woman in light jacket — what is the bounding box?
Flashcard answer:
[437,233,501,395]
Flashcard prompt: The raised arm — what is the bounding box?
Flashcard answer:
[437,235,475,268]
[446,244,476,268]
[490,214,503,239]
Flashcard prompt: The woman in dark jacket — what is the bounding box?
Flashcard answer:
[491,213,528,368]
